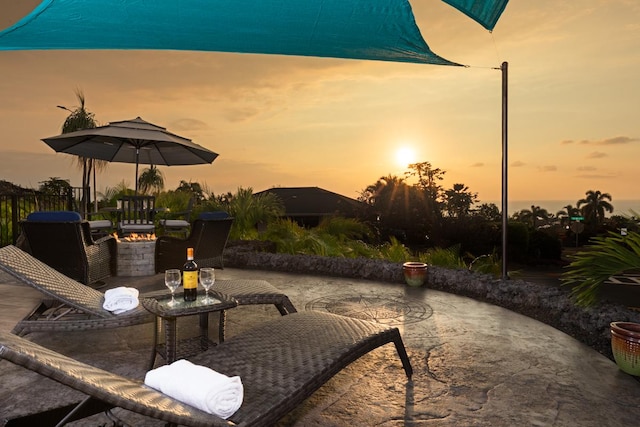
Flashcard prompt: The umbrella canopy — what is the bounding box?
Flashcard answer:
[42,117,218,195]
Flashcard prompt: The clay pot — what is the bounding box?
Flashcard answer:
[402,262,427,287]
[610,322,640,376]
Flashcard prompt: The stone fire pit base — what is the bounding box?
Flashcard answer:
[116,241,156,276]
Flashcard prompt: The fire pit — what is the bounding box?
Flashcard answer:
[115,233,157,276]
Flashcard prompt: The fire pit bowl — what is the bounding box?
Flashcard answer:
[116,233,156,277]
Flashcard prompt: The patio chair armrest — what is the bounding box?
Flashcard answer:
[85,236,117,282]
[93,234,116,246]
[155,236,192,272]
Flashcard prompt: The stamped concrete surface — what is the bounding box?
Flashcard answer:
[1,268,640,426]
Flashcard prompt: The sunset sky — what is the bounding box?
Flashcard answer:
[0,1,638,214]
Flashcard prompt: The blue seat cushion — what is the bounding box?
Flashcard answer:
[198,211,230,220]
[26,211,82,222]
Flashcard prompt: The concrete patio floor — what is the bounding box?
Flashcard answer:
[2,267,640,426]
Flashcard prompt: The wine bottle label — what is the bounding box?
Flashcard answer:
[183,271,198,289]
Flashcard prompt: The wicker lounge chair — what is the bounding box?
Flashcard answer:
[213,279,297,342]
[0,245,155,336]
[155,212,234,272]
[0,245,297,340]
[19,210,116,286]
[0,310,412,426]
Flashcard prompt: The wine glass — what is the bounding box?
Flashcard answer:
[199,268,216,303]
[164,269,181,306]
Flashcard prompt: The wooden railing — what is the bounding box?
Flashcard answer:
[0,188,85,247]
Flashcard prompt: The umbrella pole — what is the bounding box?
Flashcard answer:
[93,166,98,213]
[135,148,140,197]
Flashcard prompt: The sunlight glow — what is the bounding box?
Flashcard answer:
[395,146,416,168]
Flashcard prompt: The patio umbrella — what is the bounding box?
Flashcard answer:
[42,117,218,196]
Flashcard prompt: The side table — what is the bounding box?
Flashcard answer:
[142,291,238,369]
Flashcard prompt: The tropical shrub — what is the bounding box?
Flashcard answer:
[528,229,562,261]
[468,251,502,276]
[155,191,193,220]
[418,245,466,269]
[562,231,640,306]
[378,236,413,262]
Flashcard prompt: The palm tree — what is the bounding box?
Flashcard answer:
[557,204,580,227]
[562,231,640,306]
[137,165,165,195]
[226,187,285,240]
[60,90,107,215]
[176,180,206,203]
[577,190,613,230]
[514,205,550,228]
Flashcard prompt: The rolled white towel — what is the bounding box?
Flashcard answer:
[103,287,139,314]
[144,359,243,419]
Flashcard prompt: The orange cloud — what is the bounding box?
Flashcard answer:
[587,152,607,159]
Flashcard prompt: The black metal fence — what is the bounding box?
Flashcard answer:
[0,187,86,247]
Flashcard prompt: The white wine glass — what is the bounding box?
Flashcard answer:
[199,268,216,303]
[164,269,181,306]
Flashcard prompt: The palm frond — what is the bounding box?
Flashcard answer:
[561,231,640,306]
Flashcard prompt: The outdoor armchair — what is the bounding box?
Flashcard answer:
[155,211,233,273]
[18,210,116,286]
[0,311,412,426]
[117,195,156,236]
[158,197,195,237]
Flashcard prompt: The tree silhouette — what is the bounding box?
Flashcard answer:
[557,204,579,225]
[38,177,71,196]
[138,165,165,195]
[60,90,107,214]
[577,190,613,230]
[444,183,478,218]
[359,175,430,243]
[176,180,205,202]
[475,203,501,221]
[513,205,550,228]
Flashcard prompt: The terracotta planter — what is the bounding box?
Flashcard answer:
[610,322,640,376]
[403,262,427,287]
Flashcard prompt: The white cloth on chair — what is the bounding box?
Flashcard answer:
[102,287,139,314]
[144,359,244,419]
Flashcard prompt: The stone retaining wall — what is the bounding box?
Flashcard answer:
[224,243,640,359]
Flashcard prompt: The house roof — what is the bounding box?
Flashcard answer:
[254,187,369,217]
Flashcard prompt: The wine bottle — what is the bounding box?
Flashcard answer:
[182,247,198,301]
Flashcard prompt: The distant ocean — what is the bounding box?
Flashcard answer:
[484,200,640,216]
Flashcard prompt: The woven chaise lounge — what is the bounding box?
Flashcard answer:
[0,310,412,426]
[0,245,154,336]
[0,245,296,339]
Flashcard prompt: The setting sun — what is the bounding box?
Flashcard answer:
[395,146,416,168]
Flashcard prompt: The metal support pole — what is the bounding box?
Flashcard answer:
[501,61,509,280]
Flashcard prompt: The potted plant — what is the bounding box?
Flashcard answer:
[610,322,640,376]
[402,261,427,287]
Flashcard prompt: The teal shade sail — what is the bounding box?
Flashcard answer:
[0,0,462,66]
[442,0,509,31]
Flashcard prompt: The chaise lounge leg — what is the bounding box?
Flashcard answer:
[276,298,298,315]
[391,330,413,378]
